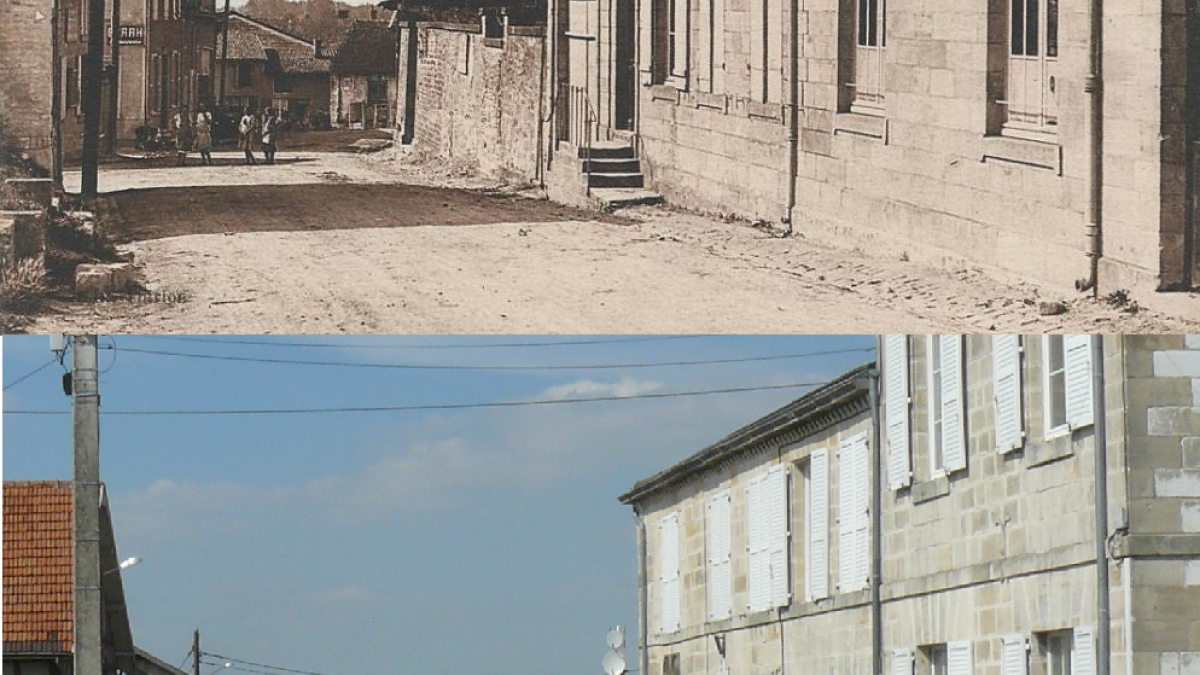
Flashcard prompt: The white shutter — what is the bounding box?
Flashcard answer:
[1064,335,1095,430]
[766,464,790,608]
[1000,635,1027,675]
[940,336,967,472]
[659,512,680,633]
[892,649,913,675]
[807,449,829,600]
[993,335,1024,453]
[838,433,869,592]
[747,473,769,613]
[947,640,974,675]
[1071,626,1096,675]
[884,335,912,490]
[707,489,732,621]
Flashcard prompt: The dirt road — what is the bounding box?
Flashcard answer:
[38,150,1199,334]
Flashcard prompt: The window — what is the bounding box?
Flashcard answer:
[458,34,471,75]
[367,75,388,105]
[1035,628,1094,675]
[274,75,292,94]
[750,0,781,102]
[1004,0,1058,131]
[662,653,681,675]
[884,335,911,490]
[747,464,789,612]
[804,450,829,600]
[669,0,688,82]
[236,62,252,88]
[1045,632,1070,675]
[706,489,732,621]
[992,335,1025,453]
[837,432,869,593]
[930,646,948,675]
[848,0,886,111]
[926,336,966,476]
[1001,635,1028,675]
[658,512,680,633]
[1042,335,1094,438]
[65,59,80,112]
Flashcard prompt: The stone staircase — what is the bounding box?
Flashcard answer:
[579,141,663,209]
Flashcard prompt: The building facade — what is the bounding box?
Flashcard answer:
[122,0,219,133]
[216,12,329,122]
[619,335,1200,675]
[329,20,398,129]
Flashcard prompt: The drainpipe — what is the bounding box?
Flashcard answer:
[782,0,800,236]
[537,18,547,187]
[1092,335,1110,675]
[633,504,649,675]
[1081,0,1104,295]
[1183,2,1199,289]
[868,366,882,675]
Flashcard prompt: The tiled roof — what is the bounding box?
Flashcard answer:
[3,481,74,655]
[219,13,330,74]
[330,21,397,75]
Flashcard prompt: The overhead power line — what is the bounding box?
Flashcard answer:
[149,335,709,350]
[202,653,336,675]
[115,345,873,371]
[5,379,831,417]
[3,359,58,391]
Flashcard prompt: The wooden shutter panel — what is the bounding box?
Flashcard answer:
[892,649,913,675]
[852,434,870,589]
[807,449,829,600]
[1000,635,1027,675]
[838,433,869,592]
[659,512,680,633]
[947,640,974,675]
[1064,335,1095,430]
[1071,626,1096,675]
[940,336,967,472]
[766,465,790,608]
[707,489,732,621]
[884,335,912,490]
[747,474,769,613]
[993,335,1024,453]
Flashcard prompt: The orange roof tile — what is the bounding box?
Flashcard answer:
[3,481,74,655]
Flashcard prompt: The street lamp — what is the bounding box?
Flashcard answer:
[206,663,233,675]
[104,557,142,575]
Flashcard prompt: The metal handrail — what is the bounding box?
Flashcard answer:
[558,84,600,195]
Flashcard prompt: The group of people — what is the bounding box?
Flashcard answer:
[169,105,280,166]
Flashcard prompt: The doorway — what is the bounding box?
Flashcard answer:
[614,0,636,130]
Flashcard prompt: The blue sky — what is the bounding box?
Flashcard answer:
[2,334,875,675]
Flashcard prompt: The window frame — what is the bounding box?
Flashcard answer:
[1042,334,1069,440]
[847,0,886,113]
[927,336,947,476]
[1002,0,1059,133]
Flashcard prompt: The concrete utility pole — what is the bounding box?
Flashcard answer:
[194,629,201,675]
[73,335,102,675]
[81,0,107,198]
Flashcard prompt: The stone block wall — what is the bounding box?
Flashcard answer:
[408,25,545,184]
[0,0,55,170]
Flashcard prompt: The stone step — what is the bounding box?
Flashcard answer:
[582,157,641,174]
[588,172,645,189]
[578,142,635,160]
[590,188,664,209]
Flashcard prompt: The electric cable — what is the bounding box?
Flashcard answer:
[3,359,58,391]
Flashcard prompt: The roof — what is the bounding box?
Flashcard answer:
[330,21,397,75]
[219,13,330,74]
[618,363,875,506]
[3,481,75,655]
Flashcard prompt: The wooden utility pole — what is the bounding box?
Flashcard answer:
[218,0,230,107]
[108,0,122,154]
[194,629,201,675]
[73,336,102,675]
[81,0,107,198]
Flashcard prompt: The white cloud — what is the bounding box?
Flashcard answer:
[311,587,378,604]
[539,377,664,400]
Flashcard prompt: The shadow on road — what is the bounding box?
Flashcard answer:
[105,183,625,242]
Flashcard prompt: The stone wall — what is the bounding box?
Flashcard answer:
[406,24,546,184]
[0,0,55,170]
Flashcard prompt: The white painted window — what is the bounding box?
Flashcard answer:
[946,640,973,675]
[838,432,870,593]
[884,335,911,490]
[1001,635,1028,675]
[992,335,1025,453]
[930,645,948,675]
[805,450,829,600]
[1070,626,1095,675]
[707,489,732,621]
[1043,335,1094,438]
[1004,0,1058,131]
[748,465,789,611]
[893,648,914,675]
[926,335,966,475]
[659,512,680,633]
[850,0,886,112]
[668,0,688,80]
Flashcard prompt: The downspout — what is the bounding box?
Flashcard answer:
[1092,335,1110,675]
[1081,0,1104,295]
[868,366,882,675]
[537,18,547,187]
[51,0,63,197]
[634,504,649,675]
[1183,2,1199,288]
[543,0,559,173]
[782,0,800,236]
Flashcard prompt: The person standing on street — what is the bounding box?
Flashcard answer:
[261,108,279,165]
[194,105,214,166]
[174,105,194,166]
[239,107,259,165]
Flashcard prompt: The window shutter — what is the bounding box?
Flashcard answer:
[940,336,967,472]
[1071,626,1096,675]
[1064,335,1095,430]
[884,335,912,490]
[707,489,732,621]
[892,648,913,675]
[766,465,790,608]
[838,433,869,592]
[659,512,680,633]
[992,335,1024,453]
[947,640,974,675]
[747,474,769,613]
[1000,635,1027,675]
[807,449,829,600]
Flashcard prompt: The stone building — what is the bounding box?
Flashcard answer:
[216,12,330,122]
[329,20,398,129]
[618,335,1200,675]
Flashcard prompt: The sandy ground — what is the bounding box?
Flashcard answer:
[36,148,1200,334]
